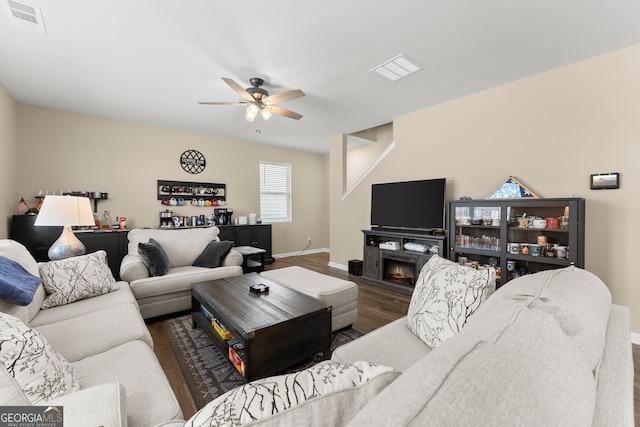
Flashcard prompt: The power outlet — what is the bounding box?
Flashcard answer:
[307,237,312,244]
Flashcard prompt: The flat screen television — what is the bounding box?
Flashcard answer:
[370,178,446,231]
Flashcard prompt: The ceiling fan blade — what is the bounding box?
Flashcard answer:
[198,101,248,106]
[267,105,303,120]
[222,77,256,102]
[263,89,305,105]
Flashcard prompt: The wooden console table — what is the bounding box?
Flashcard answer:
[10,215,128,280]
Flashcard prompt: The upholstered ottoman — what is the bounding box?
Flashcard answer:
[260,266,358,332]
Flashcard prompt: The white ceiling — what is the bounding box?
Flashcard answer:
[1,1,639,153]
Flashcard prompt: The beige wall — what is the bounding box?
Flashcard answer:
[0,84,18,238]
[330,44,640,332]
[12,105,329,255]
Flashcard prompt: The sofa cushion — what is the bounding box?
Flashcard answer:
[29,282,136,327]
[0,255,42,305]
[0,239,46,323]
[0,364,30,405]
[185,361,398,427]
[592,305,634,426]
[331,316,432,372]
[127,227,220,268]
[0,239,40,277]
[46,383,127,427]
[138,238,171,276]
[348,294,598,426]
[476,266,611,372]
[193,240,234,268]
[406,255,495,348]
[0,312,79,404]
[72,340,183,426]
[33,302,153,362]
[38,250,117,309]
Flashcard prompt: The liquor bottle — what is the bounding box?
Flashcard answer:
[101,211,112,231]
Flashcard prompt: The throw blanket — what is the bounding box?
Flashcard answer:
[0,255,41,306]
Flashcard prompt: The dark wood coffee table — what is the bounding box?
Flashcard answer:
[191,273,332,381]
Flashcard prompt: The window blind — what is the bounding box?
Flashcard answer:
[259,161,292,222]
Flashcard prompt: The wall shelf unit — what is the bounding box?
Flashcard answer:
[448,198,585,288]
[157,179,226,204]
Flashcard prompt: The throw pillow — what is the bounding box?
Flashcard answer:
[0,255,42,306]
[406,255,495,349]
[38,250,117,309]
[0,312,79,404]
[193,240,234,268]
[185,361,398,427]
[138,238,170,276]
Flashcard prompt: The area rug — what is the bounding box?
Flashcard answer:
[164,314,364,409]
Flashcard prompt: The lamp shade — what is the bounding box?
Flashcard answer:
[34,196,95,260]
[34,195,95,227]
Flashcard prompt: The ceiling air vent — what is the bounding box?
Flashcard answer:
[5,0,46,34]
[371,54,423,82]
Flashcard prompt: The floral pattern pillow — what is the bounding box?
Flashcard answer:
[185,361,396,427]
[38,250,117,309]
[0,312,79,403]
[406,255,495,348]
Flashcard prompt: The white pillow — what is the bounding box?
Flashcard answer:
[38,251,117,309]
[406,255,495,348]
[0,312,79,404]
[185,361,398,427]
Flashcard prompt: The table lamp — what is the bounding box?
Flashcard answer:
[34,195,95,260]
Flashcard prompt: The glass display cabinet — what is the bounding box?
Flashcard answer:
[448,198,585,288]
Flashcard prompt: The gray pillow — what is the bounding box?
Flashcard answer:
[193,241,233,268]
[138,238,170,276]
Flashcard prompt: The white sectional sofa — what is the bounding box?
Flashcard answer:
[0,239,184,427]
[181,258,634,427]
[120,227,244,319]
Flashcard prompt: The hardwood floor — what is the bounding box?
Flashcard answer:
[147,252,638,423]
[146,252,411,420]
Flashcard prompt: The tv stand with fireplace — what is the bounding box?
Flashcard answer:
[361,229,447,294]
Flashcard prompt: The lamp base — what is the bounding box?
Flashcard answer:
[48,226,86,260]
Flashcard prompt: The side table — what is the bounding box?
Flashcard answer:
[233,246,267,273]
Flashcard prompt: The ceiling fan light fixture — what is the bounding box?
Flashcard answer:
[260,107,272,120]
[245,104,259,122]
[200,77,305,121]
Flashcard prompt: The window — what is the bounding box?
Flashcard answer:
[259,161,292,222]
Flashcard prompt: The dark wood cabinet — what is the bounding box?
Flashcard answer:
[361,229,447,294]
[10,215,128,280]
[217,224,273,263]
[448,198,585,288]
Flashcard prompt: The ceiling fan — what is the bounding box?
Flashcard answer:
[199,77,305,121]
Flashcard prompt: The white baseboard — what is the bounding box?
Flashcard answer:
[327,261,348,271]
[271,249,348,271]
[631,332,640,345]
[272,248,329,259]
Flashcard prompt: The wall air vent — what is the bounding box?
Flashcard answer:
[5,0,46,34]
